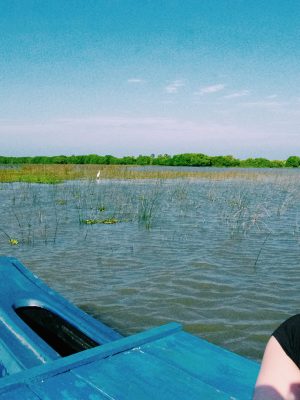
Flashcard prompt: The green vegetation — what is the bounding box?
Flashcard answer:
[0,153,296,168]
[0,164,82,184]
[285,156,300,168]
[82,218,119,225]
[0,164,283,184]
[0,152,296,184]
[0,227,20,245]
[9,238,19,246]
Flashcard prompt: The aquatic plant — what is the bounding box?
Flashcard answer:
[253,233,270,268]
[1,170,299,271]
[55,199,67,206]
[101,218,119,224]
[9,238,19,245]
[0,227,20,246]
[137,185,162,229]
[81,218,119,225]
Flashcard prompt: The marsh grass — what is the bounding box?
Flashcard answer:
[138,193,160,229]
[0,164,288,183]
[0,164,83,183]
[1,167,300,275]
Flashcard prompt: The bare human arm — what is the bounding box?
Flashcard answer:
[254,336,300,400]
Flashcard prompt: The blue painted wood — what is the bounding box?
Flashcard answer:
[0,256,122,375]
[0,257,260,399]
[0,330,259,399]
[0,323,183,390]
[0,324,259,399]
[74,346,230,399]
[31,371,109,399]
[142,331,259,399]
[0,385,40,400]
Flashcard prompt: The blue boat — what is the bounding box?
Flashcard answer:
[0,257,259,399]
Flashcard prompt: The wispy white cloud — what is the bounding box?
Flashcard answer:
[127,78,145,84]
[0,114,298,158]
[223,90,250,99]
[241,100,287,109]
[165,80,185,94]
[0,115,236,137]
[195,84,225,95]
[58,116,177,128]
[266,94,278,99]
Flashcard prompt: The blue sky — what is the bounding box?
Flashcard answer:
[0,0,300,158]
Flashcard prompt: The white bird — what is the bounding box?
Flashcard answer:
[96,170,101,179]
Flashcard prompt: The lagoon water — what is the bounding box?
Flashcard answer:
[1,169,300,361]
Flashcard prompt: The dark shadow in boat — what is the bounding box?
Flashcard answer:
[15,306,99,356]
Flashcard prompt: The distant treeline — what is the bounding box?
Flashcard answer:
[0,154,300,168]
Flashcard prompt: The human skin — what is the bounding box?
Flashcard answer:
[253,336,300,399]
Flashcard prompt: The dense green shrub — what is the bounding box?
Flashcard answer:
[0,153,296,168]
[285,156,300,168]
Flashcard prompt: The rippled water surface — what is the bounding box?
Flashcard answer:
[1,169,300,361]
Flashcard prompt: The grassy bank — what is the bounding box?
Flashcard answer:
[0,164,291,184]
